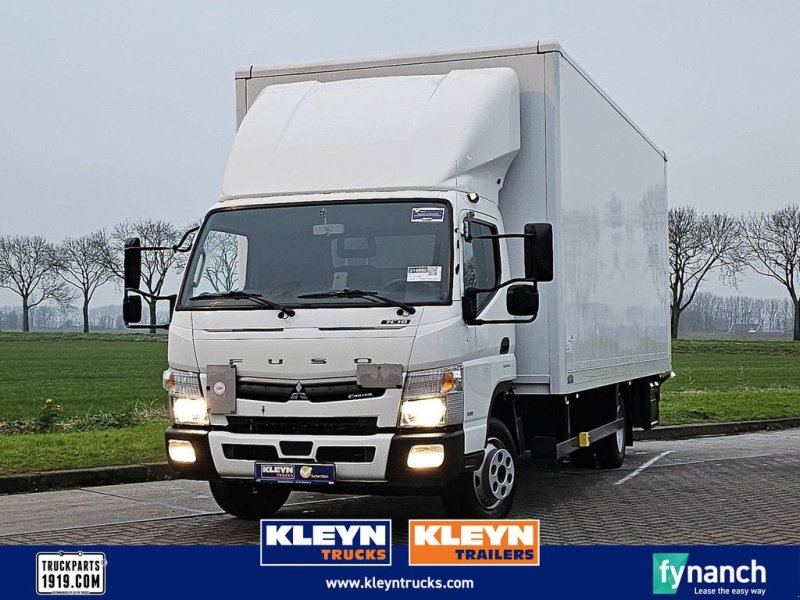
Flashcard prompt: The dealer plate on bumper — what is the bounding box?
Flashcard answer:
[255,463,336,485]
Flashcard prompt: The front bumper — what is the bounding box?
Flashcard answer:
[165,426,465,488]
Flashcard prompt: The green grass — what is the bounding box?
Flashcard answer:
[662,339,800,424]
[0,420,169,475]
[0,332,167,421]
[0,334,799,476]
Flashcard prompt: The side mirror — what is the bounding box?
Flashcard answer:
[506,284,539,317]
[462,288,479,324]
[124,238,142,290]
[524,223,553,282]
[123,294,143,324]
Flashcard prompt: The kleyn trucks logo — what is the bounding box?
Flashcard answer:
[653,553,767,596]
[409,520,539,566]
[260,519,391,566]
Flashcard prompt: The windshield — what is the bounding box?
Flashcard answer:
[179,200,452,310]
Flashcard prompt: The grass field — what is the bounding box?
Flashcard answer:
[0,334,798,475]
[0,420,168,476]
[663,339,800,424]
[0,332,167,420]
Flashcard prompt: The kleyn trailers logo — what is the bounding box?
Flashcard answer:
[409,520,540,566]
[653,553,767,595]
[260,520,391,566]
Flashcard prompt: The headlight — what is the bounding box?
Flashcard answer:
[398,365,463,428]
[163,369,208,425]
[171,396,209,426]
[400,397,448,428]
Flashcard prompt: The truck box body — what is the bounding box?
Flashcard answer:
[234,42,671,396]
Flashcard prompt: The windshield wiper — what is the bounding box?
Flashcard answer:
[297,289,416,315]
[189,291,296,317]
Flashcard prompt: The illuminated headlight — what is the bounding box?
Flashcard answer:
[163,368,203,398]
[398,365,463,428]
[171,396,209,426]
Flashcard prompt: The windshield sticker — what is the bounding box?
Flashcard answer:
[411,207,445,223]
[407,266,442,282]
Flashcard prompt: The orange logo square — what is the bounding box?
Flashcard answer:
[408,519,540,566]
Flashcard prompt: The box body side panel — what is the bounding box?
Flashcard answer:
[557,56,670,394]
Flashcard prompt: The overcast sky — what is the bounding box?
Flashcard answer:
[1,0,799,303]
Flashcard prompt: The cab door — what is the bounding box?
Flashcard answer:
[460,210,516,454]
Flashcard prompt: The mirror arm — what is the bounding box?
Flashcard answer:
[468,233,535,241]
[125,289,177,304]
[132,226,200,254]
[468,278,537,295]
[174,226,200,253]
[467,315,538,326]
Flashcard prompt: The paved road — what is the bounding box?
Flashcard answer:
[1,430,798,545]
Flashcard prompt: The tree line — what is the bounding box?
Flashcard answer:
[2,206,799,339]
[0,220,191,333]
[669,204,800,340]
[677,292,795,334]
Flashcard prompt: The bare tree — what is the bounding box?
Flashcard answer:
[57,231,115,333]
[201,231,240,292]
[742,205,800,340]
[668,207,743,339]
[0,235,74,332]
[109,220,183,333]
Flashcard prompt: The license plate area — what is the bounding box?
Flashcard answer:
[255,462,336,485]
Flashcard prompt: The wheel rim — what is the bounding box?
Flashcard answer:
[473,437,515,510]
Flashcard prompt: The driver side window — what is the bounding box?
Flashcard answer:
[190,231,248,296]
[463,220,500,312]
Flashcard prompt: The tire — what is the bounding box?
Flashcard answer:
[209,479,291,519]
[441,417,517,518]
[594,390,626,469]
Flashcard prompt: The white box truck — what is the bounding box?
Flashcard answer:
[123,41,670,518]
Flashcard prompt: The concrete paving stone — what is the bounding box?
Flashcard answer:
[0,429,797,546]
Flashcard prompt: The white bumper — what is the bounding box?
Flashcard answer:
[208,431,394,482]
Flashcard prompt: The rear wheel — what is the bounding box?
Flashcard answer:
[595,391,626,469]
[209,479,291,519]
[441,417,517,518]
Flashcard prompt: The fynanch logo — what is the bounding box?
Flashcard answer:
[652,553,767,595]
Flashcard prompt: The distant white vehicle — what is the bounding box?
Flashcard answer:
[123,41,671,518]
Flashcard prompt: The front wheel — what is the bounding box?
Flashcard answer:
[441,417,518,518]
[209,479,291,519]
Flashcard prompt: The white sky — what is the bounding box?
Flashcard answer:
[1,0,798,304]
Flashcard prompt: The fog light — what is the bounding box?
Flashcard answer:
[168,439,196,463]
[407,444,444,469]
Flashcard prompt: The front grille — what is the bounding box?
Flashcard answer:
[225,416,379,436]
[221,443,376,464]
[237,378,385,403]
[222,444,279,461]
[316,446,376,463]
